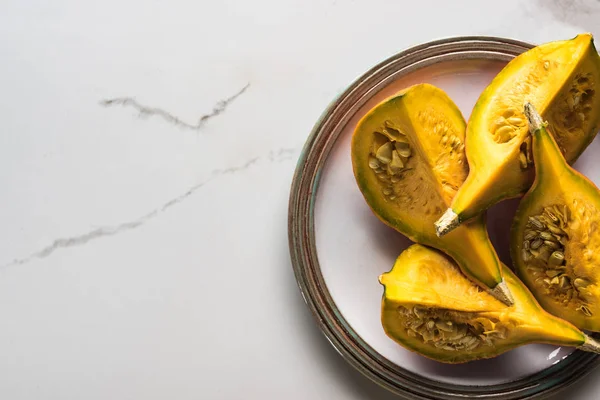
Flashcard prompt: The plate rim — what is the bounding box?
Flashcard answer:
[288,36,600,400]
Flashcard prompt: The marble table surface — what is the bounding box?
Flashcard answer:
[2,0,600,399]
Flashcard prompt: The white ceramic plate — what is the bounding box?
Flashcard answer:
[289,37,600,399]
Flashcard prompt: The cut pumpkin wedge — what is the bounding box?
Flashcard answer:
[380,244,600,363]
[352,83,513,305]
[510,103,600,331]
[436,34,600,236]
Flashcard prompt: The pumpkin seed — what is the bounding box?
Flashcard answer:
[388,150,405,175]
[436,320,454,332]
[574,278,591,289]
[398,147,411,158]
[382,126,405,141]
[529,217,545,230]
[548,251,565,267]
[508,117,523,126]
[503,109,517,118]
[537,246,553,262]
[547,224,565,235]
[496,125,514,142]
[580,305,593,317]
[519,152,528,169]
[540,231,554,241]
[454,326,468,340]
[376,142,393,164]
[421,330,434,342]
[413,306,426,318]
[531,239,543,249]
[559,276,570,290]
[368,156,380,170]
[466,341,480,351]
[545,208,559,222]
[394,141,411,157]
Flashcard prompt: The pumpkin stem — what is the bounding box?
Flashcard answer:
[489,279,514,307]
[524,102,546,133]
[435,208,459,237]
[525,102,569,182]
[579,335,600,354]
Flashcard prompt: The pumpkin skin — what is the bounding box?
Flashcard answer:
[436,34,600,236]
[351,83,512,305]
[380,245,598,364]
[511,103,600,332]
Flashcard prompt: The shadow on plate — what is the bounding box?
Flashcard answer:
[406,343,552,381]
[486,198,521,268]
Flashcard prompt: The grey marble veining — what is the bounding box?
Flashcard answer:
[100,83,250,131]
[2,146,297,268]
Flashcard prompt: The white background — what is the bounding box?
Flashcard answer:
[1,0,600,399]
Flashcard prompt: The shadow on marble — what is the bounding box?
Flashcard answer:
[537,0,600,34]
[283,263,399,399]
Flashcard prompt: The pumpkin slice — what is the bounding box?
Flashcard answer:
[436,34,600,236]
[380,244,600,363]
[352,83,512,305]
[511,103,600,331]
